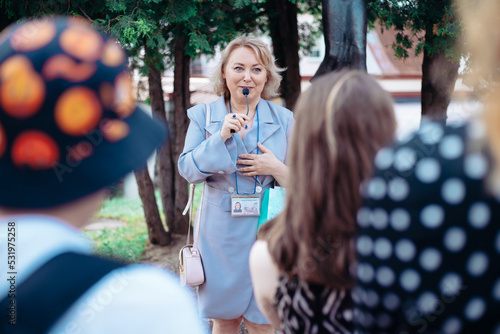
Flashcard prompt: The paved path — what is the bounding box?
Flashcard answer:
[84,218,127,231]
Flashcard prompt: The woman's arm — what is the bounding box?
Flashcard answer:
[249,240,282,331]
[178,106,238,184]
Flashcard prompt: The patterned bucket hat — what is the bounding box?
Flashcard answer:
[0,16,167,208]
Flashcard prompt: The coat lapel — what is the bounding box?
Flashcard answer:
[205,96,228,136]
[204,96,280,154]
[244,99,280,154]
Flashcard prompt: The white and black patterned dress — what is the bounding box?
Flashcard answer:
[274,275,354,333]
[353,120,500,333]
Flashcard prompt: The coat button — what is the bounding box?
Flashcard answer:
[228,186,235,193]
[256,186,262,193]
[218,171,225,174]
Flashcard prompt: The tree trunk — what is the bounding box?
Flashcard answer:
[135,167,171,246]
[312,0,367,79]
[147,55,176,234]
[266,0,301,109]
[421,26,460,122]
[170,30,191,234]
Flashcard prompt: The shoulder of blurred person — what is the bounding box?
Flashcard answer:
[250,218,283,330]
[0,216,206,334]
[52,264,205,334]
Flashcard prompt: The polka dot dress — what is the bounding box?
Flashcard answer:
[354,120,500,333]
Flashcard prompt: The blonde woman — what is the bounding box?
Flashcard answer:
[178,36,294,333]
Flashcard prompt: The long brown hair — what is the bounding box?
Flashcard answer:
[265,70,396,289]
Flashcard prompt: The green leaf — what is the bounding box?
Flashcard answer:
[106,0,127,13]
[188,31,211,53]
[163,0,197,23]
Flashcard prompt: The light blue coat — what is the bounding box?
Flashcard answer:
[178,95,294,322]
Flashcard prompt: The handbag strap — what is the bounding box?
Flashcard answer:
[182,103,211,245]
[183,183,196,244]
[193,184,205,248]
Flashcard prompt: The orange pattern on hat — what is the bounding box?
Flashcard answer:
[0,55,31,80]
[114,72,135,118]
[101,40,126,67]
[42,54,97,82]
[101,119,130,142]
[10,20,57,52]
[0,55,45,119]
[60,25,103,62]
[12,131,59,169]
[55,87,102,136]
[0,122,6,158]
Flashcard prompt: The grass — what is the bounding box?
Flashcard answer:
[83,185,203,263]
[84,196,149,262]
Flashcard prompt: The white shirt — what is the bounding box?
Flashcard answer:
[0,215,206,334]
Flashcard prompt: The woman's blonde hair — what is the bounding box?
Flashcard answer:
[262,70,396,288]
[211,36,284,100]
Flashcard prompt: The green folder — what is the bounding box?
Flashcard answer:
[257,187,285,232]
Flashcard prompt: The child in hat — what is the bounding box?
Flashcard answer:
[0,16,204,333]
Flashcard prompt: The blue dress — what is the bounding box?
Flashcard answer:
[178,95,294,323]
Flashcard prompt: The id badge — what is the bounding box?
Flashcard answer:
[231,195,260,217]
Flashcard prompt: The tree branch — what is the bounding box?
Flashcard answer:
[79,6,93,22]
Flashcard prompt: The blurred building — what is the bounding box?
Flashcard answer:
[127,23,478,198]
[135,24,471,111]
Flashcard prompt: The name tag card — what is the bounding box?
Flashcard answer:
[231,195,261,217]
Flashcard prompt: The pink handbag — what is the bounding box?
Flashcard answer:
[179,103,211,288]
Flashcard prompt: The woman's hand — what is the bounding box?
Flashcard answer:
[237,143,289,186]
[221,113,251,142]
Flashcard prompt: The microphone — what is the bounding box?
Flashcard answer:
[230,88,250,134]
[242,88,249,116]
[243,88,249,129]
